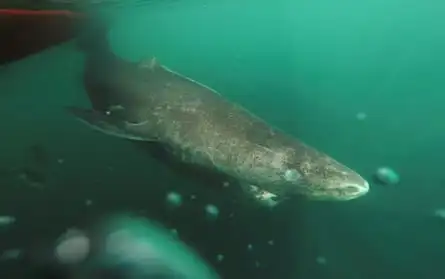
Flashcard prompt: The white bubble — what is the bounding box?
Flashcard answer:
[356,112,367,120]
[434,208,445,219]
[166,191,182,207]
[55,229,90,264]
[216,254,224,262]
[375,167,400,185]
[316,256,327,265]
[0,216,15,227]
[205,204,219,219]
[0,249,22,261]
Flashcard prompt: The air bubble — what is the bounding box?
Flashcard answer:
[205,204,219,220]
[166,191,182,208]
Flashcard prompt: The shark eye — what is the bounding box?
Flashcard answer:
[284,169,301,182]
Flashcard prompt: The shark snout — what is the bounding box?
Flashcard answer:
[342,180,369,199]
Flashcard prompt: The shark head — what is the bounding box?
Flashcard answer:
[280,145,369,201]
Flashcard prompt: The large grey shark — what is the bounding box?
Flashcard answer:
[69,26,369,207]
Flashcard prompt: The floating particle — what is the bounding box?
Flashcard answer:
[255,261,260,268]
[85,199,93,206]
[0,216,15,227]
[316,256,327,265]
[374,167,400,185]
[267,240,274,246]
[216,254,224,262]
[247,244,253,251]
[190,195,197,200]
[434,208,445,219]
[55,229,90,264]
[166,192,182,208]
[57,158,65,164]
[356,112,367,121]
[205,204,219,219]
[170,229,178,236]
[0,249,22,261]
[222,181,230,187]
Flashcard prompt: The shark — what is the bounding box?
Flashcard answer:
[68,24,369,207]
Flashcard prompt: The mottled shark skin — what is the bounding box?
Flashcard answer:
[69,31,369,207]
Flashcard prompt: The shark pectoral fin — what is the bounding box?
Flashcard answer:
[66,107,156,141]
[241,184,281,208]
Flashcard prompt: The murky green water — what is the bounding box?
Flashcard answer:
[1,0,444,278]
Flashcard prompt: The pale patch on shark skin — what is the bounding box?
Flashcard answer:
[284,169,301,182]
[179,99,203,114]
[270,149,287,170]
[242,184,279,208]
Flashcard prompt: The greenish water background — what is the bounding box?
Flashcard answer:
[0,0,444,278]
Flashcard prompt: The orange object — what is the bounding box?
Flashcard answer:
[0,9,87,65]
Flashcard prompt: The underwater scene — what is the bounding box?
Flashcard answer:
[0,0,444,278]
